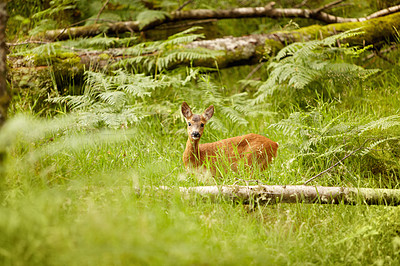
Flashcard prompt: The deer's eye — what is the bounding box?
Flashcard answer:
[188,122,192,126]
[200,123,204,127]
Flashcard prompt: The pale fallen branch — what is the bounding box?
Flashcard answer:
[37,2,400,40]
[159,185,400,205]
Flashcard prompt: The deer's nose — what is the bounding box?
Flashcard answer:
[191,132,201,138]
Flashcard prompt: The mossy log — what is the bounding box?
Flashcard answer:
[8,12,400,102]
[187,11,400,68]
[162,185,400,205]
[37,2,400,41]
[11,12,400,70]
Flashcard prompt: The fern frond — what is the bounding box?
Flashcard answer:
[112,27,218,74]
[137,10,170,29]
[32,0,75,20]
[49,70,176,128]
[250,29,378,103]
[359,137,400,156]
[356,115,400,135]
[64,36,139,50]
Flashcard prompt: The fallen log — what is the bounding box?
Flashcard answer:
[8,11,400,108]
[162,185,400,206]
[10,12,400,71]
[36,2,400,41]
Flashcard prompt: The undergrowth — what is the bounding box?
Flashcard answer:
[2,5,400,265]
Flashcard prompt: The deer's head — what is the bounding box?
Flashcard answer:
[181,102,214,141]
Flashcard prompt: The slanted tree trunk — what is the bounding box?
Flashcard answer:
[163,185,400,205]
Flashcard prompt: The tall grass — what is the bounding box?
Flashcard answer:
[2,73,400,264]
[3,4,400,264]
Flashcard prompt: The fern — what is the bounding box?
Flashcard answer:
[31,0,76,20]
[136,10,170,30]
[114,27,223,75]
[63,36,139,50]
[49,70,171,128]
[270,102,400,175]
[250,29,380,104]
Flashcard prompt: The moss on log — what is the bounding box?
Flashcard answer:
[8,12,400,107]
[37,3,400,41]
[188,11,400,68]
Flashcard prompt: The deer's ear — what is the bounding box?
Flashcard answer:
[202,105,214,121]
[181,102,193,119]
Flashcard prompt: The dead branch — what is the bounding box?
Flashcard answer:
[37,2,400,40]
[363,44,399,61]
[9,11,400,90]
[303,140,369,185]
[374,50,396,64]
[95,0,110,24]
[159,185,400,205]
[176,0,194,12]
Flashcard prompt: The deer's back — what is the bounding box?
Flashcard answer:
[199,133,278,170]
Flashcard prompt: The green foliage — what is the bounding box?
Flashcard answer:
[63,36,139,49]
[4,2,400,265]
[47,68,263,134]
[114,26,223,75]
[49,70,172,128]
[1,112,400,265]
[270,101,400,179]
[250,29,380,105]
[77,0,146,24]
[29,0,77,34]
[137,10,170,29]
[31,0,76,20]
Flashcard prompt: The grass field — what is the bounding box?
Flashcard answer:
[2,0,400,264]
[2,62,400,265]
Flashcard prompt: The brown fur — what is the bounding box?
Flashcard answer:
[181,102,278,174]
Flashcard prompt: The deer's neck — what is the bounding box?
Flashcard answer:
[183,137,201,167]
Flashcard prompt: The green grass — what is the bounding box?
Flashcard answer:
[2,92,400,265]
[3,71,400,265]
[3,1,400,263]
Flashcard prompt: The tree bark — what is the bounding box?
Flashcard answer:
[36,2,400,41]
[10,12,400,72]
[8,11,400,108]
[0,2,9,182]
[186,11,400,68]
[0,2,9,127]
[163,185,400,205]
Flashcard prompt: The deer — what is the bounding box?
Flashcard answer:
[181,102,278,175]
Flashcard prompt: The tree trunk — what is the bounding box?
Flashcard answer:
[0,2,9,127]
[164,185,400,205]
[0,2,9,182]
[37,2,400,41]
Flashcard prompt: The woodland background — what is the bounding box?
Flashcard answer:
[1,0,400,265]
